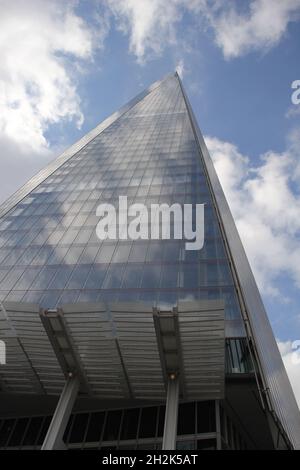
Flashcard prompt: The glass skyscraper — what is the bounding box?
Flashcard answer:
[0,73,299,450]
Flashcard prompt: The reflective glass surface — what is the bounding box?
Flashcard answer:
[0,75,243,323]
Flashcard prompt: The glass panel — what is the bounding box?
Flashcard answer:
[139,407,157,439]
[85,412,105,443]
[197,438,216,450]
[37,416,52,446]
[103,410,122,441]
[69,414,89,444]
[122,265,143,289]
[95,243,116,264]
[197,401,216,433]
[85,265,107,289]
[67,265,91,289]
[0,419,15,447]
[141,266,161,289]
[9,418,28,447]
[177,402,195,435]
[49,266,73,289]
[120,408,139,440]
[23,417,44,446]
[160,265,178,288]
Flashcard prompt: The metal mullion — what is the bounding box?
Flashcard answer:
[82,412,91,448]
[98,410,107,449]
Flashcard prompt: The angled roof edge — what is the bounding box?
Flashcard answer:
[0,72,176,220]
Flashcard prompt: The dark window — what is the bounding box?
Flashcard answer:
[9,418,29,447]
[69,413,89,443]
[197,438,216,450]
[176,440,196,450]
[139,407,157,439]
[23,417,44,446]
[120,408,139,440]
[0,419,15,447]
[37,416,52,445]
[103,410,122,441]
[86,412,105,443]
[177,402,195,435]
[197,401,216,433]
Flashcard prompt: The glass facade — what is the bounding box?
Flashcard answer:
[0,75,243,327]
[0,401,250,450]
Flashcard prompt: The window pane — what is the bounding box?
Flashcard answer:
[23,417,43,446]
[128,242,148,262]
[102,266,125,289]
[49,266,73,289]
[160,265,178,288]
[86,412,105,443]
[177,403,195,435]
[63,246,84,265]
[141,266,161,288]
[103,410,122,441]
[122,265,143,289]
[139,407,157,439]
[9,418,28,447]
[69,413,89,443]
[95,243,116,264]
[112,243,132,263]
[0,419,15,447]
[197,401,216,433]
[30,266,57,290]
[85,265,107,289]
[120,409,139,440]
[67,265,91,289]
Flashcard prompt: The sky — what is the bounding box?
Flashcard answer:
[0,0,300,406]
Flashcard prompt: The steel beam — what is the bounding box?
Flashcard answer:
[41,375,79,450]
[162,375,179,450]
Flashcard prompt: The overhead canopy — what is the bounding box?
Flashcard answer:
[0,300,225,401]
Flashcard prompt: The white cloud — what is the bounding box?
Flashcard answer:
[175,59,185,78]
[0,0,103,151]
[278,340,300,408]
[106,0,184,63]
[205,133,300,296]
[105,0,300,62]
[207,0,300,59]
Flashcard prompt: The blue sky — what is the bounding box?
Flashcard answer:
[0,0,300,403]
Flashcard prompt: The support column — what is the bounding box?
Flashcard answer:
[42,375,79,450]
[162,375,179,450]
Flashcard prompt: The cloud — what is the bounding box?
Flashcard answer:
[106,0,184,63]
[105,0,300,62]
[0,0,104,152]
[207,0,300,59]
[278,340,300,408]
[175,59,185,78]
[205,133,300,296]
